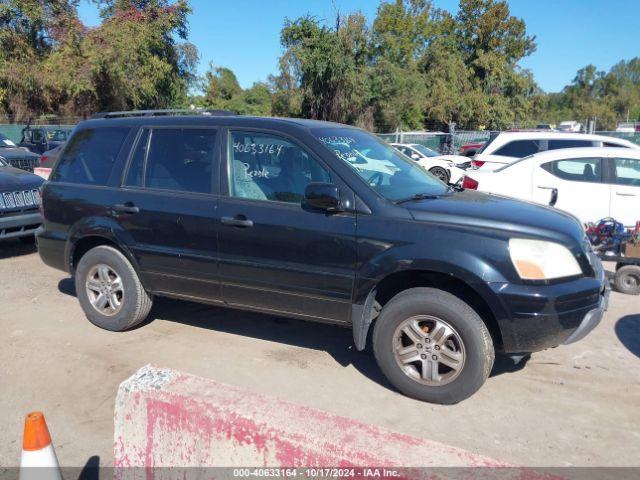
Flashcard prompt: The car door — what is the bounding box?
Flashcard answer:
[115,126,222,301]
[217,129,357,323]
[533,156,609,224]
[608,156,640,227]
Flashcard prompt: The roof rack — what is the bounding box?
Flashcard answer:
[91,109,236,119]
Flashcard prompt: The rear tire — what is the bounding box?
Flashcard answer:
[614,265,640,295]
[75,245,153,331]
[372,287,494,404]
[429,166,450,183]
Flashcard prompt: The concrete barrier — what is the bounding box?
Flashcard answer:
[114,365,510,468]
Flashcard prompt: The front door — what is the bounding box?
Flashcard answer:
[609,156,640,227]
[217,129,357,323]
[114,126,222,301]
[533,156,610,225]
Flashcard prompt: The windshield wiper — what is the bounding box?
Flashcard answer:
[395,193,440,204]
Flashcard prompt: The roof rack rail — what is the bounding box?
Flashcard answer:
[91,109,236,119]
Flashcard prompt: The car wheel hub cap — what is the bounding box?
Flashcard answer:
[86,264,124,316]
[392,315,465,386]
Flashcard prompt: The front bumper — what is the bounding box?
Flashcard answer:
[491,256,609,353]
[0,211,41,239]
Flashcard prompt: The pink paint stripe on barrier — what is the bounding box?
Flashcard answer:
[113,365,562,478]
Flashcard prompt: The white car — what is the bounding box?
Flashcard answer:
[557,121,582,132]
[463,147,640,226]
[472,131,640,171]
[390,143,467,184]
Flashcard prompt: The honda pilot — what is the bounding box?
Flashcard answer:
[37,111,609,404]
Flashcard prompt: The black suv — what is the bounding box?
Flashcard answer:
[37,111,608,404]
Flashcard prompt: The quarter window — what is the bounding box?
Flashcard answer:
[612,158,640,186]
[547,139,594,150]
[52,127,129,185]
[125,128,217,194]
[494,140,542,158]
[228,131,330,203]
[541,157,602,183]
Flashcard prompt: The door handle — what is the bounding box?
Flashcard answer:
[221,215,254,228]
[616,192,636,197]
[111,203,140,214]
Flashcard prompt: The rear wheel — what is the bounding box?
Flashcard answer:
[614,265,640,295]
[373,287,494,404]
[75,245,153,331]
[429,166,449,183]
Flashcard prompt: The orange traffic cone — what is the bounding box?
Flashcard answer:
[19,412,62,480]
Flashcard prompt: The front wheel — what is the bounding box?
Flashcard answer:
[75,245,153,331]
[429,166,449,183]
[372,287,494,404]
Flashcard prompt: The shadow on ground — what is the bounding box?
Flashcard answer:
[615,314,640,359]
[58,277,527,392]
[0,238,37,259]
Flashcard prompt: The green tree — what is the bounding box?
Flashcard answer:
[204,65,242,108]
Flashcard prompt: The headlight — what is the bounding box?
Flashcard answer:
[509,239,582,280]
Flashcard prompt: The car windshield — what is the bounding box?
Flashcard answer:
[411,144,439,157]
[312,127,448,201]
[0,133,17,147]
[46,128,71,141]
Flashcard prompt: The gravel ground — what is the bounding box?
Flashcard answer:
[1,239,639,467]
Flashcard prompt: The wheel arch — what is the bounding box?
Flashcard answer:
[352,268,505,352]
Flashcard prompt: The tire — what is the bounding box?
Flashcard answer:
[75,245,153,331]
[429,166,449,183]
[372,287,494,404]
[614,265,640,295]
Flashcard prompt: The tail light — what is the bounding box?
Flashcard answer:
[39,155,48,167]
[462,176,479,190]
[471,160,485,168]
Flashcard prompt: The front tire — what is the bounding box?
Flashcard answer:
[372,287,494,404]
[429,166,450,183]
[75,245,153,331]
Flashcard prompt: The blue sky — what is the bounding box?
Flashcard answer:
[77,0,640,93]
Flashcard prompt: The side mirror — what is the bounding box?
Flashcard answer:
[304,182,342,212]
[411,153,420,160]
[549,188,558,207]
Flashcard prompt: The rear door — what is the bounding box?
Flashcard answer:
[608,156,640,226]
[217,129,357,323]
[533,156,609,224]
[115,126,222,301]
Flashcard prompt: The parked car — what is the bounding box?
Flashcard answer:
[19,125,73,154]
[0,132,41,172]
[390,143,468,183]
[535,123,555,131]
[39,143,64,168]
[460,141,485,157]
[557,121,582,133]
[37,111,608,404]
[0,156,43,242]
[463,147,640,227]
[472,131,640,171]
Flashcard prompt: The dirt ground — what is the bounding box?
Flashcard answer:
[1,239,639,468]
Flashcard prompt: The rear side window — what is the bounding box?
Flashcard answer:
[547,139,594,150]
[612,158,640,186]
[52,128,129,185]
[541,157,602,183]
[494,140,542,158]
[125,128,217,194]
[604,142,629,148]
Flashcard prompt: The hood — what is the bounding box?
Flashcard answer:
[0,146,40,160]
[406,189,585,245]
[0,165,44,190]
